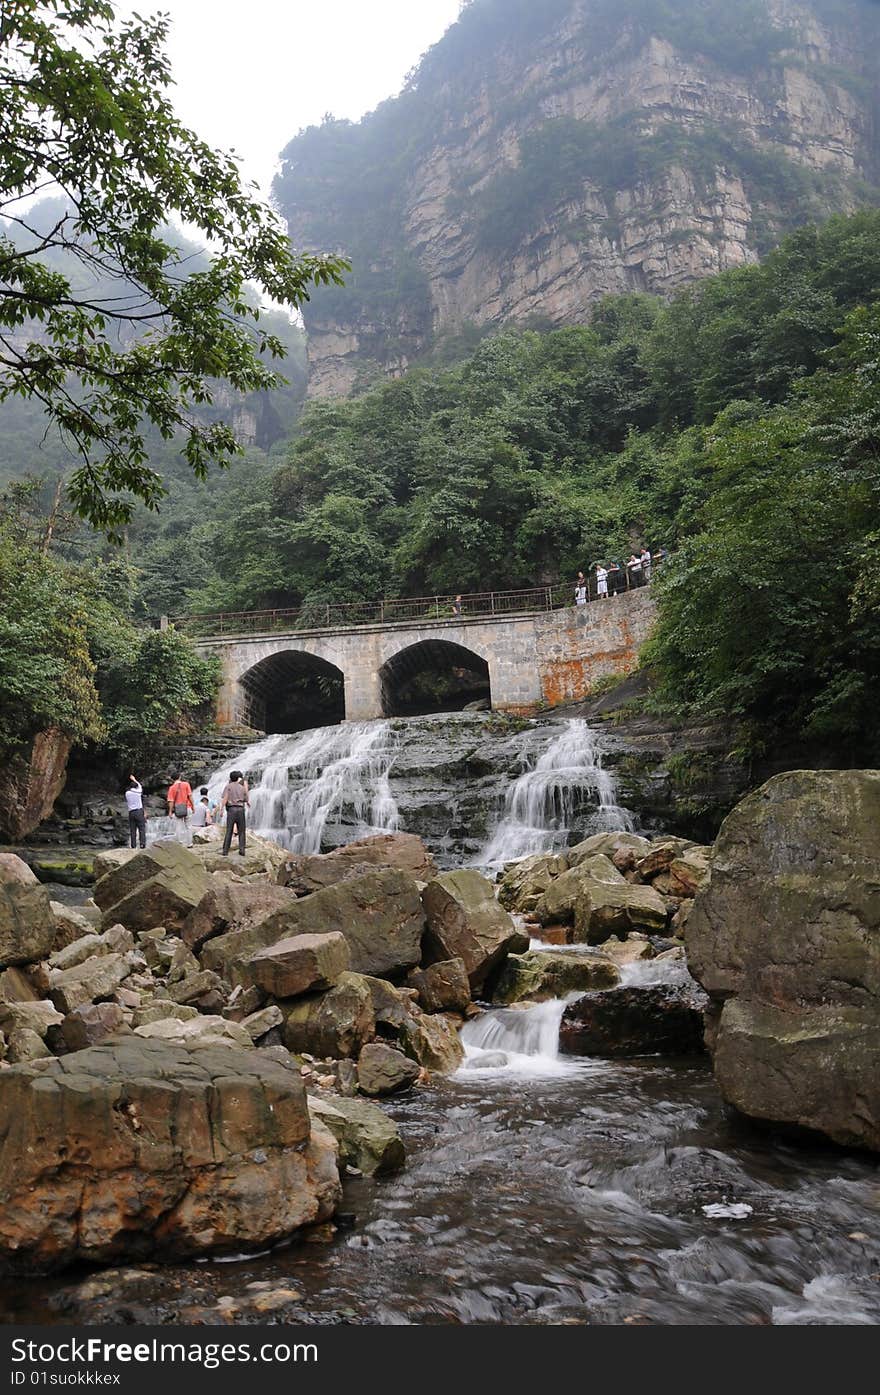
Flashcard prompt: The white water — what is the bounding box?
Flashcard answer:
[205,722,400,854]
[461,997,579,1077]
[479,718,633,870]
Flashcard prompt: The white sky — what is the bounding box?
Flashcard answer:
[140,0,464,203]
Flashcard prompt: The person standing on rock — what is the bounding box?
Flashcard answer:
[166,773,194,844]
[125,775,147,850]
[220,770,250,856]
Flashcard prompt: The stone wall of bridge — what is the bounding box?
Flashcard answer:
[197,589,656,728]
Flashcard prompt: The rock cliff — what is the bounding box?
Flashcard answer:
[275,0,880,396]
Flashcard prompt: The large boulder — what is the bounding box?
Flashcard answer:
[566,832,652,868]
[357,1042,420,1096]
[398,1011,464,1073]
[496,853,569,913]
[194,835,288,882]
[306,1094,404,1176]
[202,868,424,983]
[492,950,620,1005]
[407,958,471,1014]
[49,953,133,1016]
[572,881,668,944]
[282,972,375,1059]
[50,903,98,953]
[535,854,624,925]
[559,980,708,1057]
[421,870,528,992]
[93,843,208,934]
[283,833,437,895]
[181,878,298,953]
[0,1038,340,1273]
[243,932,350,1000]
[686,769,880,1152]
[0,856,55,968]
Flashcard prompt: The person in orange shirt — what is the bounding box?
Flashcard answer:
[166,773,194,844]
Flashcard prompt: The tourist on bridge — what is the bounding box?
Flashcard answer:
[166,773,194,844]
[125,775,147,849]
[640,546,652,582]
[607,559,623,596]
[574,572,587,606]
[595,563,609,599]
[451,594,463,618]
[627,552,643,587]
[220,771,250,856]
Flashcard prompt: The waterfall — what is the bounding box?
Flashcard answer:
[479,718,633,870]
[204,722,400,854]
[460,998,580,1077]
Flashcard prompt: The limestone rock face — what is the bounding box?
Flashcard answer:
[422,869,528,991]
[492,950,620,1005]
[0,855,55,968]
[93,843,208,933]
[0,729,71,842]
[203,868,424,983]
[0,1038,340,1273]
[559,980,708,1057]
[686,768,880,1151]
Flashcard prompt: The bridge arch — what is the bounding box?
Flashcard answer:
[238,648,345,732]
[379,638,491,717]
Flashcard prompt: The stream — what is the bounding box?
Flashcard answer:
[4,716,879,1326]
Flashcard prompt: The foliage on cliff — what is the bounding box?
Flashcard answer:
[0,487,218,762]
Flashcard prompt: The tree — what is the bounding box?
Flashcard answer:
[0,0,347,535]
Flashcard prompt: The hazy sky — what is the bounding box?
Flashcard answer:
[136,0,464,203]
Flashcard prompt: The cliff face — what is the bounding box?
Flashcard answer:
[275,0,880,397]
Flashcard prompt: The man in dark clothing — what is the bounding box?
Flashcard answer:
[220,770,250,855]
[125,775,147,849]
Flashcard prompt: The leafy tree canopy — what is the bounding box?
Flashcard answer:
[0,0,346,536]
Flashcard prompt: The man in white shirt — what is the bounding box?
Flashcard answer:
[125,775,147,849]
[596,564,609,598]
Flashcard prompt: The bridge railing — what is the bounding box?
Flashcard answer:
[169,561,662,638]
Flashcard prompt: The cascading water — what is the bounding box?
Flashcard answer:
[479,717,632,870]
[206,722,400,854]
[460,997,578,1076]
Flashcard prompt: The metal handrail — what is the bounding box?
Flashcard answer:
[167,558,663,638]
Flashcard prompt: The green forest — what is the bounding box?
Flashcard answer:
[4,209,880,762]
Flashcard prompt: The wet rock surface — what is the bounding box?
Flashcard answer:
[559,978,708,1058]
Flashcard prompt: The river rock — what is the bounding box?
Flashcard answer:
[49,953,132,1015]
[0,855,55,968]
[307,1093,404,1176]
[132,1015,253,1048]
[6,1027,54,1063]
[282,972,375,1059]
[566,832,652,868]
[407,958,471,1013]
[668,849,711,896]
[93,843,208,934]
[572,881,668,944]
[421,869,527,992]
[686,768,880,1152]
[49,933,107,973]
[181,878,298,953]
[601,935,655,965]
[0,966,40,1004]
[240,1005,283,1042]
[492,950,620,1004]
[357,1042,420,1096]
[58,1002,126,1053]
[131,1002,199,1027]
[202,868,424,983]
[362,975,416,1032]
[497,853,569,913]
[399,1010,464,1073]
[50,903,97,952]
[165,970,229,1012]
[0,999,63,1039]
[0,1037,340,1273]
[535,854,625,925]
[283,833,437,895]
[243,932,350,999]
[559,981,708,1057]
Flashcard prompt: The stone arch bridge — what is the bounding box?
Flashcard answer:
[188,589,656,730]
